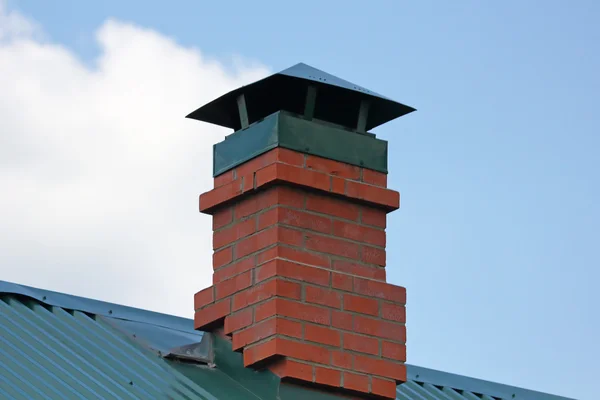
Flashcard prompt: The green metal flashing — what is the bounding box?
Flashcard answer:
[213,111,388,177]
[210,333,359,400]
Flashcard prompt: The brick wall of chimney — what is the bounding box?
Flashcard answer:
[194,147,406,399]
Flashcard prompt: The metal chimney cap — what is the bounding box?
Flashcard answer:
[186,63,415,132]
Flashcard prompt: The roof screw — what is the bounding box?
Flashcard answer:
[42,296,46,301]
[359,160,364,166]
[304,147,310,152]
[129,381,134,386]
[108,310,113,314]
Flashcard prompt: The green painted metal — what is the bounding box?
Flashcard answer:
[187,63,415,132]
[213,111,388,177]
[0,295,267,400]
[0,281,576,400]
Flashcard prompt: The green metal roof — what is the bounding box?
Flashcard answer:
[0,281,574,400]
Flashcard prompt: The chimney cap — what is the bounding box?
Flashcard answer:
[186,62,415,132]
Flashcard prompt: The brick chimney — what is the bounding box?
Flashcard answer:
[189,63,415,399]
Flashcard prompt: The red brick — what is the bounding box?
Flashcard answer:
[243,337,278,367]
[353,354,406,381]
[353,315,406,342]
[244,337,330,366]
[213,257,255,284]
[270,359,313,381]
[354,278,406,303]
[305,324,341,347]
[232,317,303,350]
[232,278,301,311]
[346,181,399,210]
[306,234,360,259]
[254,298,331,325]
[332,273,353,291]
[306,155,361,180]
[193,287,214,310]
[267,246,331,269]
[276,338,331,365]
[305,286,342,309]
[215,271,252,300]
[275,186,306,209]
[276,148,305,166]
[236,150,278,178]
[255,259,330,287]
[236,228,277,259]
[277,298,330,325]
[234,148,303,181]
[371,377,398,398]
[257,207,279,231]
[382,341,406,362]
[256,246,279,265]
[343,372,369,393]
[362,245,386,266]
[331,176,345,195]
[380,302,406,323]
[333,260,386,281]
[343,333,379,355]
[255,298,277,322]
[278,226,304,247]
[214,170,235,188]
[256,163,330,192]
[224,308,253,334]
[212,207,233,230]
[315,366,342,387]
[254,259,278,283]
[277,208,332,234]
[274,279,303,301]
[213,218,256,249]
[281,164,331,192]
[199,179,244,212]
[331,311,353,331]
[213,246,233,269]
[232,280,274,311]
[235,186,304,219]
[362,169,387,187]
[361,207,387,228]
[331,350,352,369]
[235,190,272,219]
[194,299,231,330]
[333,220,386,247]
[277,318,304,339]
[344,294,379,316]
[306,194,360,221]
[241,173,255,193]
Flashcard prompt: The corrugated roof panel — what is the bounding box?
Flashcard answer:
[0,294,257,400]
[0,281,575,400]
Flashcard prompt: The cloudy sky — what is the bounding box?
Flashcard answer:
[1,1,599,399]
[0,1,268,313]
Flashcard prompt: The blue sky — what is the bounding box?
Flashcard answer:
[2,1,599,399]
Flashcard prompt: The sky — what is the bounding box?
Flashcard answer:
[0,1,598,399]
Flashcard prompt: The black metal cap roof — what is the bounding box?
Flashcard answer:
[186,63,415,132]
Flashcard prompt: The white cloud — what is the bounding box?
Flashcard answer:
[0,3,270,317]
[0,1,41,42]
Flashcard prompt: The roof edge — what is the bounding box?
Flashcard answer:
[0,280,194,335]
[408,365,574,400]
